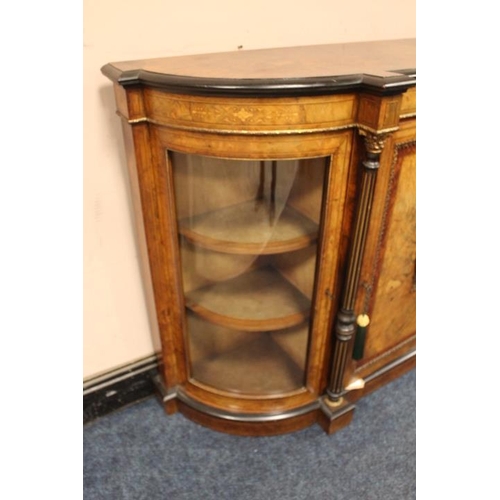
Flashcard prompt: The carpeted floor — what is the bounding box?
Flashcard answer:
[84,369,415,500]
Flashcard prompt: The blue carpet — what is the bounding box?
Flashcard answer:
[84,369,415,499]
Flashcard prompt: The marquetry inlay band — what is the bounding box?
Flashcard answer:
[118,111,408,137]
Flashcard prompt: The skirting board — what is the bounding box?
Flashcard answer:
[83,355,160,425]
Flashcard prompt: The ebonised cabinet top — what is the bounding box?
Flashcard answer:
[102,38,416,97]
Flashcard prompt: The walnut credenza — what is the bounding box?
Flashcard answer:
[101,38,416,436]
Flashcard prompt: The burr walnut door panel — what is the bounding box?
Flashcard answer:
[355,120,416,373]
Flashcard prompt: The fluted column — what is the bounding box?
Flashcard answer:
[326,131,388,403]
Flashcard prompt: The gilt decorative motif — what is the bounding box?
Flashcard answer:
[359,130,388,155]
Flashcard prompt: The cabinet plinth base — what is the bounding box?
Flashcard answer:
[177,400,318,437]
[152,351,415,436]
[174,398,356,436]
[153,382,355,437]
[318,397,356,435]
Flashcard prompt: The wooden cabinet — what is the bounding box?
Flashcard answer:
[101,39,416,436]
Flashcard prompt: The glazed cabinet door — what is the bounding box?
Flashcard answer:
[148,121,354,418]
[352,119,416,378]
[170,153,328,395]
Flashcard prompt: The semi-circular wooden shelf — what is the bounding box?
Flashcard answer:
[178,201,318,255]
[189,325,309,395]
[184,266,311,331]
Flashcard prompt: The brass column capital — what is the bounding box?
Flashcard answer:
[359,130,389,156]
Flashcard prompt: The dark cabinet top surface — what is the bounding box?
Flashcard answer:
[102,38,416,97]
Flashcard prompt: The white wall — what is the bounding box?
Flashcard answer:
[83,0,416,379]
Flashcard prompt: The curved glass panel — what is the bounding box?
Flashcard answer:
[170,152,327,395]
